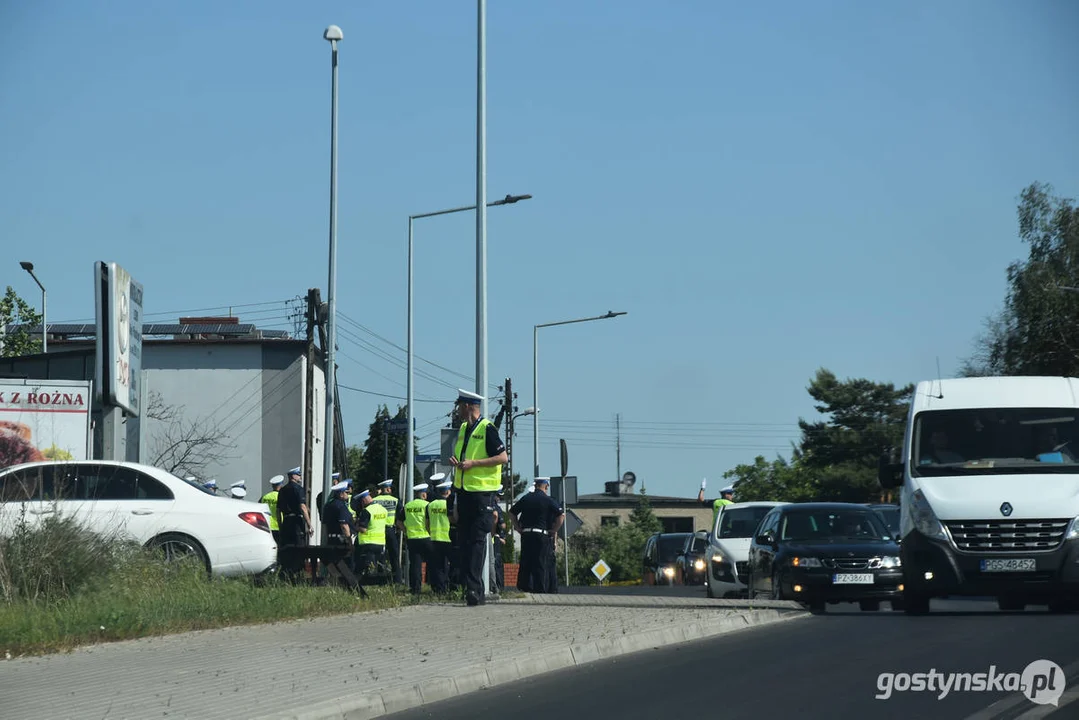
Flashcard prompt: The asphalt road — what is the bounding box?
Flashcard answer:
[385,597,1079,720]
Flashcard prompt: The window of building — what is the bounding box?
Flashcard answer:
[600,515,620,527]
[660,516,693,533]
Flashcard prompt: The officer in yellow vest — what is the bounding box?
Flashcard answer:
[426,476,454,594]
[697,479,735,536]
[351,489,388,578]
[399,480,434,595]
[260,475,285,544]
[449,389,508,606]
[374,479,403,585]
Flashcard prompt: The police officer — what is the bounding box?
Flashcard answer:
[511,477,564,593]
[697,479,735,534]
[426,476,453,594]
[352,489,388,579]
[324,480,355,546]
[260,475,285,544]
[315,472,342,524]
[374,479,403,585]
[276,467,312,581]
[400,480,434,595]
[449,389,508,606]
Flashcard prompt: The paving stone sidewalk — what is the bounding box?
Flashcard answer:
[0,595,806,720]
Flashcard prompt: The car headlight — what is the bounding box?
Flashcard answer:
[694,559,705,570]
[910,489,947,541]
[710,553,725,564]
[879,555,901,569]
[1066,517,1079,540]
[663,567,675,576]
[791,557,822,568]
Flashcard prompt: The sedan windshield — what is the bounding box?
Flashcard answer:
[716,506,773,539]
[658,535,688,563]
[913,408,1079,476]
[780,510,890,542]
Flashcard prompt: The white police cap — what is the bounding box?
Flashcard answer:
[377,479,393,488]
[435,480,453,489]
[720,486,735,494]
[457,388,484,405]
[429,472,447,482]
[230,480,246,489]
[534,477,550,485]
[269,475,285,486]
[332,472,341,480]
[355,489,371,499]
[204,479,218,488]
[413,482,430,492]
[330,481,350,493]
[287,466,302,476]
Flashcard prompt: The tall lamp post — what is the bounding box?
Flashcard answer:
[18,262,46,353]
[533,311,627,587]
[405,194,531,504]
[320,24,343,542]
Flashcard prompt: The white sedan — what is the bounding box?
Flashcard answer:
[705,501,787,599]
[0,460,277,577]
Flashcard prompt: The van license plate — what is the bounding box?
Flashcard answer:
[981,558,1036,572]
[833,573,874,584]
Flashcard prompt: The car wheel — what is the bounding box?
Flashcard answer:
[808,599,826,614]
[998,595,1026,612]
[1048,596,1079,613]
[890,598,905,611]
[859,600,881,612]
[149,533,210,575]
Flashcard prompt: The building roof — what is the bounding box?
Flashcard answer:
[577,492,705,505]
[4,322,290,339]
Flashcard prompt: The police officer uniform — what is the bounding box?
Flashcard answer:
[324,481,355,546]
[698,479,735,533]
[450,388,507,606]
[352,489,388,577]
[426,478,453,593]
[374,479,403,584]
[511,477,564,593]
[260,475,285,544]
[315,472,342,524]
[401,481,434,594]
[276,467,311,579]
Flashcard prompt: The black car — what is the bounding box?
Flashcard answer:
[642,532,691,585]
[747,502,904,613]
[675,531,709,585]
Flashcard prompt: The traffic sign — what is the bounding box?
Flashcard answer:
[384,419,414,434]
[591,559,611,582]
[562,508,582,538]
[415,453,440,463]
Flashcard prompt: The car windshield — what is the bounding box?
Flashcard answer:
[780,509,890,542]
[658,535,689,562]
[913,408,1079,476]
[688,536,707,553]
[872,506,900,534]
[716,505,774,538]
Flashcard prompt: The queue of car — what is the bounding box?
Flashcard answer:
[645,500,903,613]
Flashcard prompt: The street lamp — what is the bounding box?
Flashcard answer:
[320,24,342,544]
[18,262,46,354]
[532,311,627,477]
[405,193,531,505]
[534,311,627,588]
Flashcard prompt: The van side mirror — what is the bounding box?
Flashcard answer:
[878,447,904,489]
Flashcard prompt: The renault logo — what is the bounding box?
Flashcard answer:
[1000,502,1013,517]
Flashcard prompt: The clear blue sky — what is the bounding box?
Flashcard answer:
[3,1,1078,498]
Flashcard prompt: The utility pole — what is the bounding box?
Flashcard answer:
[616,412,621,485]
[304,288,319,533]
[503,377,512,503]
[383,420,389,484]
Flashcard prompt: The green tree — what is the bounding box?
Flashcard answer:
[722,455,817,503]
[627,491,662,538]
[1,287,43,358]
[355,405,420,493]
[793,368,912,502]
[345,445,364,480]
[961,182,1079,377]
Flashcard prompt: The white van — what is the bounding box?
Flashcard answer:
[878,376,1079,614]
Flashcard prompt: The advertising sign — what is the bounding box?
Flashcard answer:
[0,379,93,468]
[95,261,143,415]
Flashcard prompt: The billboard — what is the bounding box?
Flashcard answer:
[95,261,144,415]
[0,379,93,468]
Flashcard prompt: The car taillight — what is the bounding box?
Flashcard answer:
[239,511,270,532]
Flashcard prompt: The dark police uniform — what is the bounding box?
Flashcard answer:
[324,494,355,547]
[374,485,403,584]
[446,489,461,589]
[511,486,563,593]
[493,504,507,591]
[276,475,309,578]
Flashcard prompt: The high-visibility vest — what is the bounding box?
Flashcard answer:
[404,498,430,540]
[428,498,451,543]
[453,418,502,492]
[260,490,280,531]
[712,498,734,529]
[374,494,398,527]
[358,502,388,545]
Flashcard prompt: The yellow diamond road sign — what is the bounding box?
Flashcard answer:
[591,559,611,581]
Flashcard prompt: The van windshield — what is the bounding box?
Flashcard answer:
[913,408,1079,476]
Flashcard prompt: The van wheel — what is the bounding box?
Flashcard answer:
[903,589,930,615]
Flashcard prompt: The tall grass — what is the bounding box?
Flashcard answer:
[0,513,425,658]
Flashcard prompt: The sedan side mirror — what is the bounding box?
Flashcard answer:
[756,531,776,547]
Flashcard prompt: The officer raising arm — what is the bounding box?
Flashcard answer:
[697,479,734,534]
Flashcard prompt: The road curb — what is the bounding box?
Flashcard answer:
[254,608,806,720]
[500,594,805,611]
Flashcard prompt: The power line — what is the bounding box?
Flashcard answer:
[338,384,447,403]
